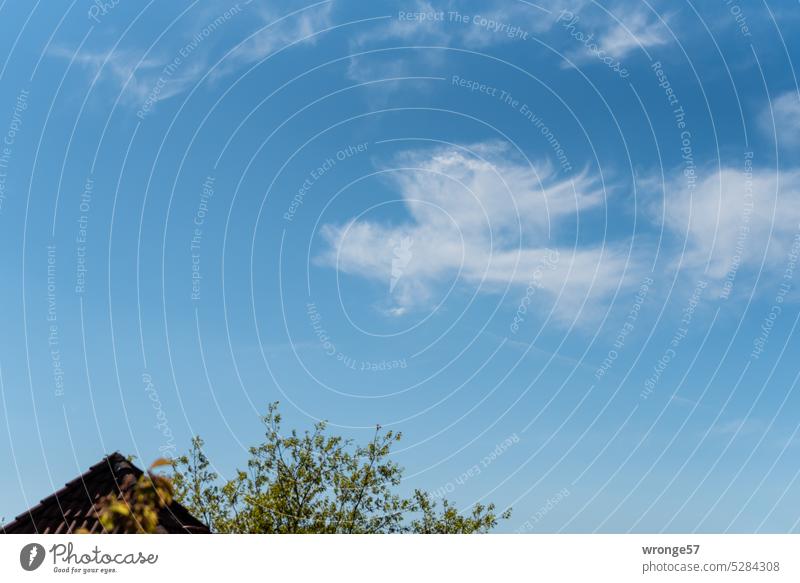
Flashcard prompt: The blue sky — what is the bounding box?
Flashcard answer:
[1,0,800,533]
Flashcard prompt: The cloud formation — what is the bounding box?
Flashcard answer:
[49,46,182,106]
[211,2,334,80]
[318,142,636,319]
[556,4,671,71]
[320,133,800,320]
[594,7,670,59]
[49,2,333,112]
[654,163,800,283]
[760,91,800,149]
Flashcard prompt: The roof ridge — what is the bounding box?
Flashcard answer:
[2,452,209,534]
[3,452,143,529]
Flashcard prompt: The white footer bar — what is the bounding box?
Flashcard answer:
[2,534,798,581]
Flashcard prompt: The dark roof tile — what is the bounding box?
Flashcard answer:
[1,452,210,534]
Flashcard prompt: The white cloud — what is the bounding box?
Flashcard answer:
[350,0,669,57]
[50,3,333,111]
[555,4,671,73]
[653,165,800,282]
[212,2,334,80]
[348,1,670,83]
[760,91,800,148]
[596,8,670,59]
[49,46,176,105]
[346,0,570,67]
[317,142,637,320]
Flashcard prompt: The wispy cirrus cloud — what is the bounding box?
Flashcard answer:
[347,1,671,84]
[344,0,530,86]
[556,4,671,69]
[760,91,800,149]
[210,1,334,81]
[594,7,671,59]
[647,164,800,284]
[348,0,562,53]
[317,142,637,320]
[48,46,178,105]
[319,127,800,321]
[49,2,333,113]
[637,91,800,294]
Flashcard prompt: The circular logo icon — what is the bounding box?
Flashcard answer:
[19,543,46,571]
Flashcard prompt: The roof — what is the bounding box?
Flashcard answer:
[1,452,210,534]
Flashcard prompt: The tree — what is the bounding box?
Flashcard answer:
[168,402,510,533]
[93,459,174,534]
